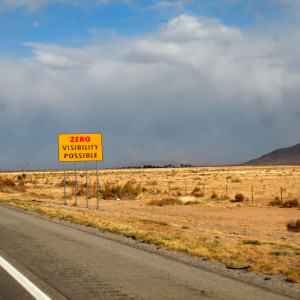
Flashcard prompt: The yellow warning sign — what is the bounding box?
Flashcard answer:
[58,133,103,162]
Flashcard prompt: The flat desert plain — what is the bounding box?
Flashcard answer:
[0,165,299,283]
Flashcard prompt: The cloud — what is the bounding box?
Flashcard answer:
[2,0,300,13]
[0,0,58,11]
[157,15,242,42]
[24,42,107,68]
[150,1,182,10]
[1,14,300,169]
[0,0,94,12]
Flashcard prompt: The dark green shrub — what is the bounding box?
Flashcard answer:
[191,187,204,198]
[242,240,261,245]
[287,219,300,232]
[210,192,217,199]
[281,199,299,208]
[269,198,299,208]
[231,193,244,202]
[268,197,281,206]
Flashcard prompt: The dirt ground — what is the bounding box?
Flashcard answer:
[1,165,299,245]
[0,165,299,281]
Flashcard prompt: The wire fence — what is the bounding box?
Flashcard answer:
[63,172,300,205]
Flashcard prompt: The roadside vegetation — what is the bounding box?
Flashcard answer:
[0,197,299,283]
[0,166,299,283]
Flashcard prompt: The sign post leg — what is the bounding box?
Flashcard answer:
[96,161,99,210]
[64,162,66,206]
[86,162,88,208]
[75,162,77,207]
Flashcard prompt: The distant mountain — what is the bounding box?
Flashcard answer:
[244,143,300,165]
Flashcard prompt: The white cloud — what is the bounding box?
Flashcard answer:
[0,0,56,11]
[1,14,300,169]
[156,15,242,42]
[0,0,87,11]
[1,0,299,13]
[151,1,182,9]
[153,1,174,8]
[24,42,107,68]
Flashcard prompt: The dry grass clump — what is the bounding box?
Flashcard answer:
[29,192,55,200]
[58,179,76,187]
[77,183,98,198]
[0,176,16,189]
[76,186,87,196]
[287,219,300,233]
[73,181,142,199]
[184,200,200,205]
[147,198,183,206]
[268,198,299,208]
[231,177,242,183]
[0,175,26,192]
[191,187,204,198]
[101,182,141,200]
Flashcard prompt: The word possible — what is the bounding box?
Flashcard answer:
[63,135,99,160]
[64,152,98,159]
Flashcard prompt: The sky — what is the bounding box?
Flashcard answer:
[0,0,300,170]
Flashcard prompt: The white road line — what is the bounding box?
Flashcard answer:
[0,255,52,300]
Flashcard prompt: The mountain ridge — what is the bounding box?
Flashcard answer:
[244,143,300,165]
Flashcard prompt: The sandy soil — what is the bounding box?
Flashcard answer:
[0,166,299,282]
[1,166,299,247]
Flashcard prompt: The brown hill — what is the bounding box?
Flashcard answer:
[244,143,300,165]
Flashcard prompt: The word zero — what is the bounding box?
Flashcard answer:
[70,136,91,143]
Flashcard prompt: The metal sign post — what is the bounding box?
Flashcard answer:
[75,162,77,206]
[58,133,103,209]
[64,162,66,206]
[86,162,88,208]
[96,161,99,210]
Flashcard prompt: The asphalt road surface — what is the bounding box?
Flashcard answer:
[0,204,297,299]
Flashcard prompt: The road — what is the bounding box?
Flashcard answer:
[0,204,296,299]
